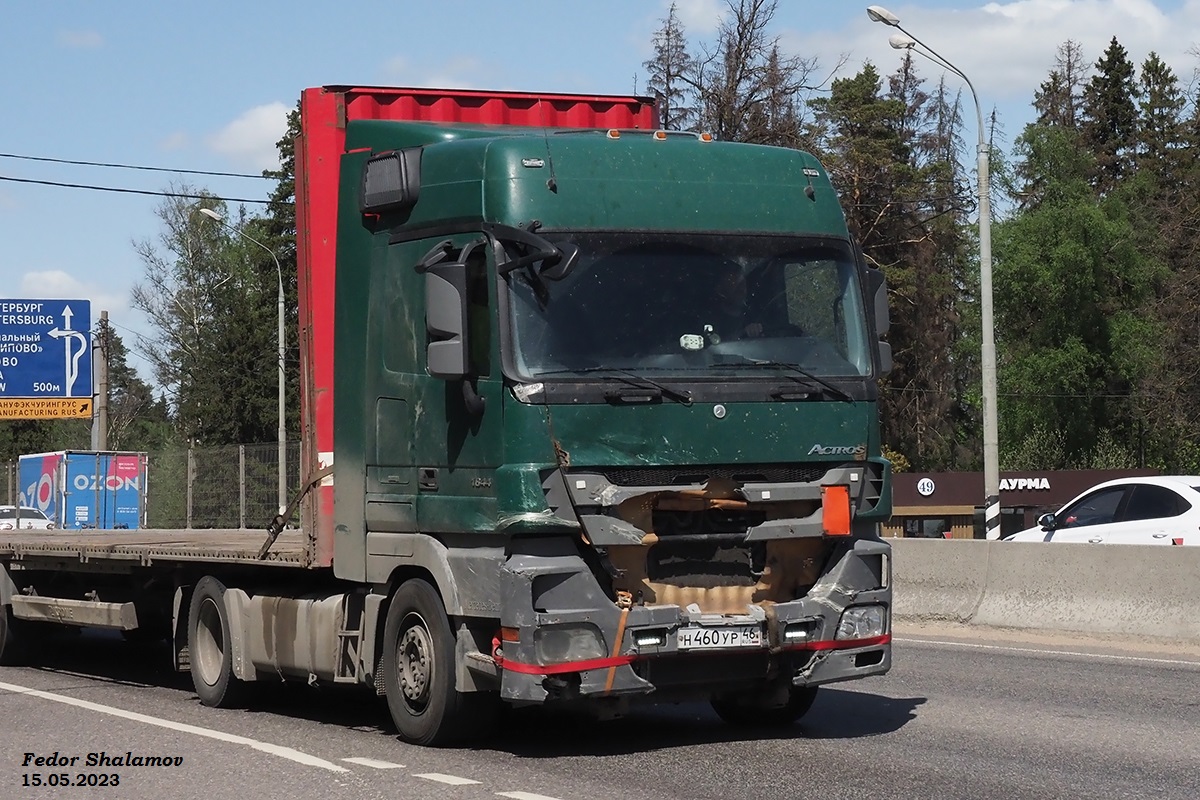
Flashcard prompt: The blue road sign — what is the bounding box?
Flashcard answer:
[0,299,92,398]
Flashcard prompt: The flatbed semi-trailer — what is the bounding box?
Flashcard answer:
[0,530,309,566]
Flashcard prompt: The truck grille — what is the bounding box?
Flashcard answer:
[598,464,827,487]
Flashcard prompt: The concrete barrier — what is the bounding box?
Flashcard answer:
[890,539,1200,640]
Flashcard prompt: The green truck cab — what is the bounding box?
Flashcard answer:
[326,90,893,743]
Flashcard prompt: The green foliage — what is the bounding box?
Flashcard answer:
[0,420,90,465]
[1002,423,1137,471]
[881,446,910,473]
[102,327,173,451]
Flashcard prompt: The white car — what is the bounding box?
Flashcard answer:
[0,505,56,530]
[1003,475,1200,546]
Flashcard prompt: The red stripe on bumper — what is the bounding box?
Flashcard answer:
[787,633,892,651]
[494,653,636,675]
[493,633,891,675]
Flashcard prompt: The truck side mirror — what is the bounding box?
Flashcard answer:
[866,266,891,375]
[424,261,469,380]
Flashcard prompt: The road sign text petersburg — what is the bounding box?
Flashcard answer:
[0,299,92,419]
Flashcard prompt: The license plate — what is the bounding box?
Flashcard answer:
[676,625,763,650]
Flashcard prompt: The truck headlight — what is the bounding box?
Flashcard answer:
[836,605,887,640]
[533,624,607,664]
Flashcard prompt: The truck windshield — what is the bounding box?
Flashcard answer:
[504,232,873,380]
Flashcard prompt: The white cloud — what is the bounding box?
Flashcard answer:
[158,131,190,152]
[670,0,724,37]
[19,271,129,319]
[794,0,1200,112]
[382,56,486,90]
[57,30,103,49]
[205,103,289,172]
[381,55,409,80]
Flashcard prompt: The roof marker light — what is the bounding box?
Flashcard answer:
[699,132,714,142]
[607,129,621,139]
[653,130,668,140]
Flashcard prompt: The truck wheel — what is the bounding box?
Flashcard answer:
[0,606,20,666]
[382,579,497,746]
[711,685,819,727]
[188,576,245,708]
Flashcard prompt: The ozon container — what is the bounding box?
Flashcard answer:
[18,450,147,529]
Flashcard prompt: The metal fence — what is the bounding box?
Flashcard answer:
[1,442,302,530]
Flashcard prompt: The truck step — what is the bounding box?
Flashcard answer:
[11,595,138,630]
[464,650,498,678]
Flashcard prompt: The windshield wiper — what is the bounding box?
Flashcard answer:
[712,359,854,403]
[531,367,694,406]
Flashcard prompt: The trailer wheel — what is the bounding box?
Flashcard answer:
[711,685,819,727]
[382,579,496,746]
[188,576,245,708]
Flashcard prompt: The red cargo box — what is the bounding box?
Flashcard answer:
[295,86,659,565]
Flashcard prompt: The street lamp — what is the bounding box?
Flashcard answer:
[867,6,1000,539]
[199,207,288,519]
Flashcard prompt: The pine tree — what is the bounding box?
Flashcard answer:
[1081,37,1139,195]
[1033,40,1087,130]
[643,3,694,130]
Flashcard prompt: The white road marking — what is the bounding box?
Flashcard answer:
[498,792,566,800]
[341,757,405,769]
[414,773,481,785]
[0,679,349,773]
[895,637,1200,667]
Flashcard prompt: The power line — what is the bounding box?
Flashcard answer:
[0,174,282,205]
[0,151,268,180]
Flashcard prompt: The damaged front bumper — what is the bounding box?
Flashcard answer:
[495,536,891,705]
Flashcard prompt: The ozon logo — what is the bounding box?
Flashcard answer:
[808,443,867,458]
[74,475,140,491]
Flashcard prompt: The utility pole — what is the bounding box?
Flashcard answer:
[92,310,110,451]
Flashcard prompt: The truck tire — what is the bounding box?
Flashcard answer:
[382,579,497,747]
[711,685,819,727]
[188,576,245,708]
[0,605,20,666]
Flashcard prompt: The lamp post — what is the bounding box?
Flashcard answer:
[199,207,288,518]
[867,6,1000,539]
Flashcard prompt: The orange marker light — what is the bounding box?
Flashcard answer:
[607,129,621,139]
[500,626,520,642]
[653,130,668,140]
[822,485,852,536]
[699,132,714,142]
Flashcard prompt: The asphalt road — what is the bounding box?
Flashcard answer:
[1,625,1197,800]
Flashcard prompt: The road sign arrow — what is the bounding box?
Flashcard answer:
[62,304,74,330]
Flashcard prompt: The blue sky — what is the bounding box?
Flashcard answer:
[1,0,1195,386]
